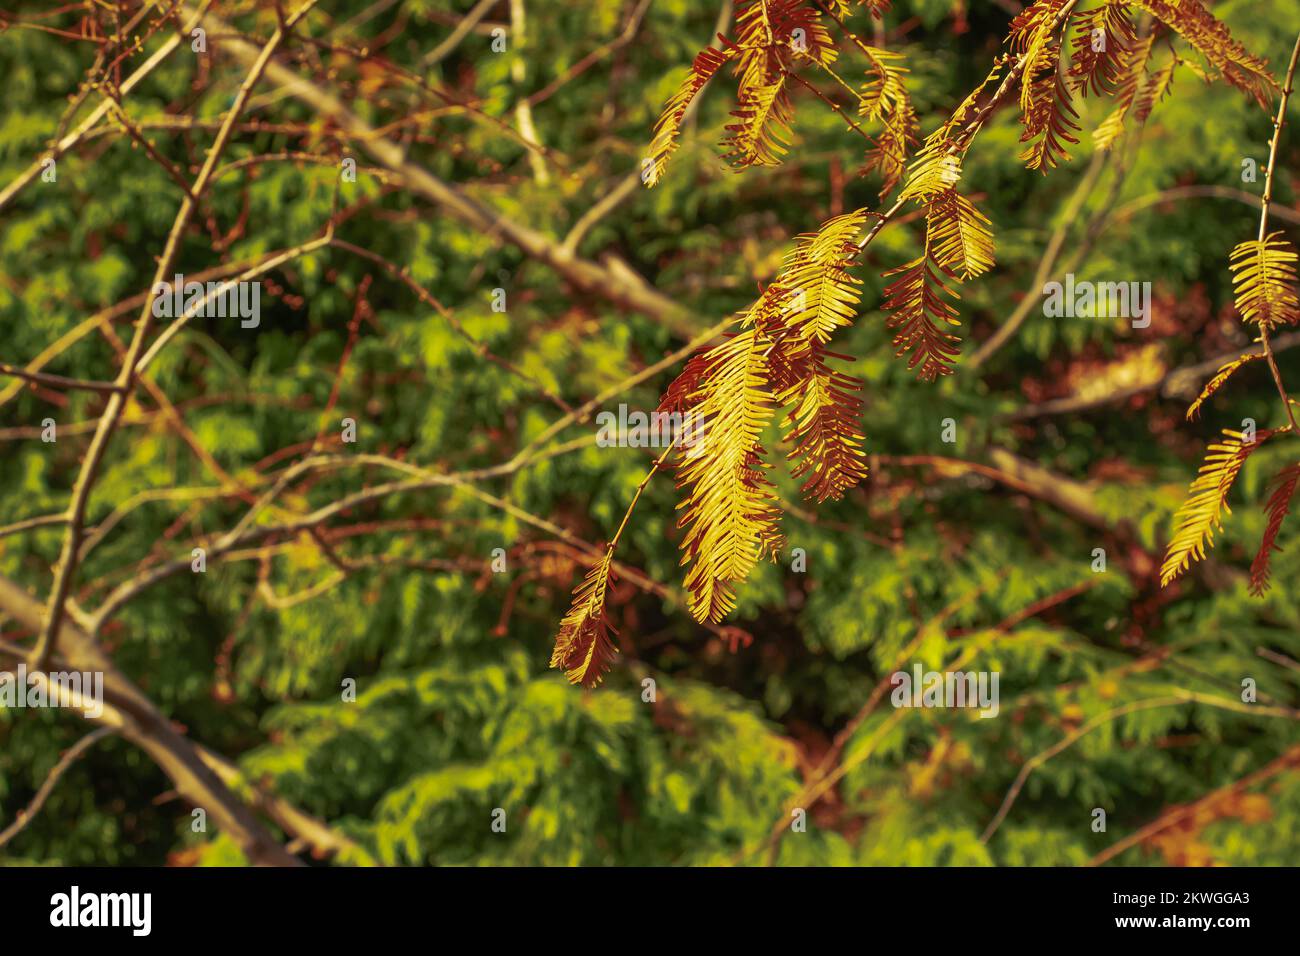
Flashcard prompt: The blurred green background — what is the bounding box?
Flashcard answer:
[1,0,1299,866]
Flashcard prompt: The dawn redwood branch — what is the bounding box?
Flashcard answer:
[84,308,737,630]
[104,98,200,203]
[983,447,1122,534]
[1253,32,1300,433]
[852,0,1082,259]
[78,486,228,562]
[560,173,641,257]
[875,448,1124,537]
[0,606,366,865]
[211,151,396,184]
[749,575,1092,866]
[980,696,1186,844]
[188,5,701,340]
[522,0,653,107]
[0,727,117,852]
[92,320,260,508]
[133,232,334,376]
[86,438,747,646]
[49,1,160,145]
[1257,646,1300,673]
[193,744,373,863]
[31,2,322,674]
[86,439,592,632]
[560,2,731,258]
[468,510,751,646]
[0,1,214,214]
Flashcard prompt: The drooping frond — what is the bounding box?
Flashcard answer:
[550,550,618,688]
[1185,352,1264,421]
[1067,1,1138,97]
[1229,232,1300,329]
[860,0,891,17]
[721,76,796,169]
[1008,0,1080,171]
[659,350,713,416]
[1129,0,1276,109]
[733,0,835,89]
[881,240,963,381]
[1011,0,1071,105]
[772,207,869,342]
[858,45,918,196]
[1160,428,1272,586]
[897,138,962,204]
[1134,55,1177,123]
[778,342,869,502]
[770,0,838,67]
[645,45,734,187]
[926,188,995,280]
[675,326,784,623]
[754,209,872,502]
[1008,0,1071,58]
[1250,463,1300,596]
[647,1,835,185]
[733,0,781,90]
[1020,68,1081,172]
[1093,31,1156,150]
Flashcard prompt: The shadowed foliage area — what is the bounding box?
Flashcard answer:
[1,0,1299,867]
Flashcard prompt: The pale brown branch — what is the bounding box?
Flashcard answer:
[981,696,1187,844]
[0,512,69,541]
[421,0,498,68]
[0,575,303,865]
[31,0,323,675]
[1110,184,1300,227]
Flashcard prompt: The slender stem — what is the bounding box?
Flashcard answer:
[30,0,320,674]
[610,437,680,552]
[0,363,126,394]
[785,66,874,145]
[1255,32,1300,432]
[854,0,1081,259]
[0,512,69,541]
[0,728,116,851]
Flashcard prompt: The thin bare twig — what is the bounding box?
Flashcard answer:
[31,0,322,675]
[0,728,117,851]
